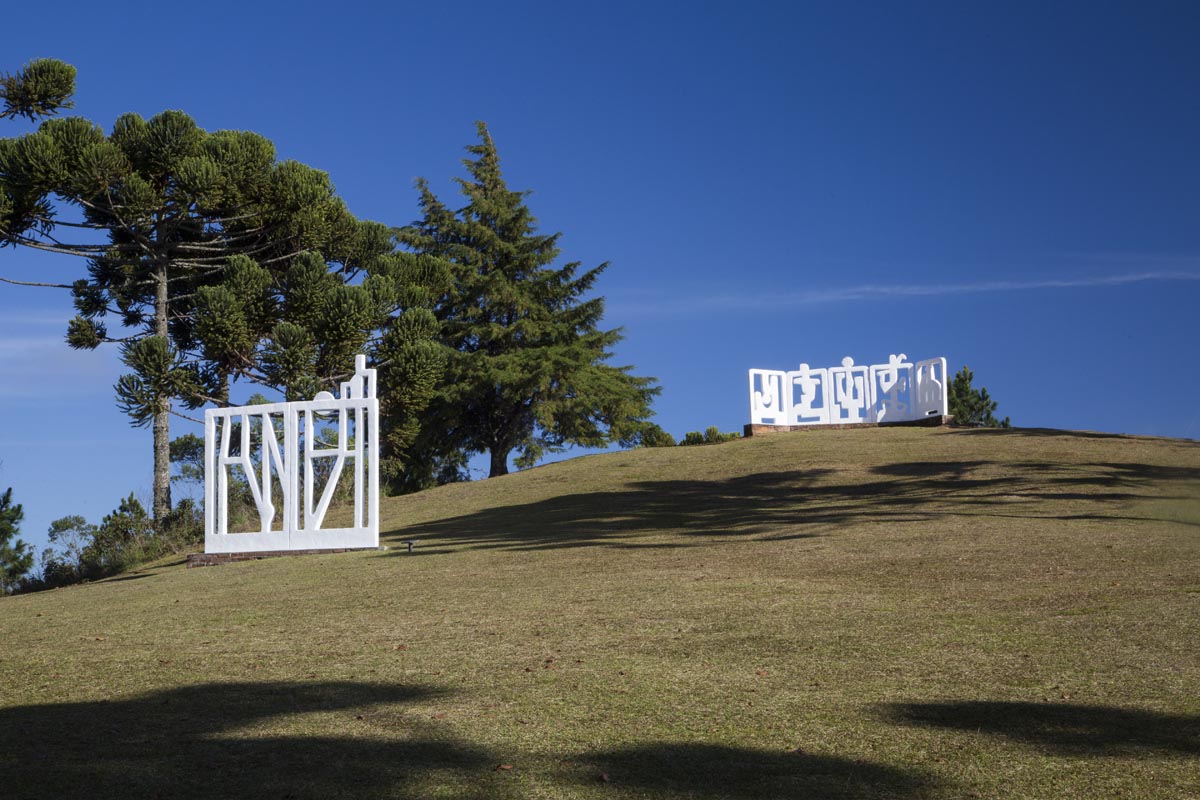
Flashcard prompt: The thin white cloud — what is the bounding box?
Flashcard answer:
[0,438,140,448]
[770,271,1200,306]
[611,270,1200,316]
[0,336,69,352]
[0,310,73,327]
[0,335,119,400]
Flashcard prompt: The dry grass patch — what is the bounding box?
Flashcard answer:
[1,427,1198,798]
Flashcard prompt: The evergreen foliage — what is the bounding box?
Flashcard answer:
[0,59,75,121]
[637,423,677,448]
[679,426,741,446]
[31,494,202,592]
[86,493,155,569]
[949,365,1010,428]
[392,122,659,482]
[0,59,399,520]
[169,433,205,487]
[0,487,33,593]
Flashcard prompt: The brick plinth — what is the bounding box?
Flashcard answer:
[744,415,954,437]
[187,546,383,568]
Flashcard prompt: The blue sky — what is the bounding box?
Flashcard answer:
[2,1,1199,557]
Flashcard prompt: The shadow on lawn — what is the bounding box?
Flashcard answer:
[385,456,1200,552]
[572,742,942,798]
[881,701,1200,757]
[0,681,509,800]
[0,681,947,800]
[963,427,1198,444]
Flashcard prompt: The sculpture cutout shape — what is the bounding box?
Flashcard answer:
[204,354,379,553]
[749,355,947,427]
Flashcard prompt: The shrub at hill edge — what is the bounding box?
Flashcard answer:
[0,487,33,593]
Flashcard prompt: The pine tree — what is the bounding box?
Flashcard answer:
[394,122,659,481]
[0,59,387,519]
[0,487,33,593]
[950,365,1010,427]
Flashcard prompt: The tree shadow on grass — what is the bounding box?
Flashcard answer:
[0,681,510,800]
[963,427,1198,444]
[880,701,1200,757]
[570,742,943,799]
[384,456,1200,552]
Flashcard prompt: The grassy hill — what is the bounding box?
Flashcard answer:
[1,426,1198,799]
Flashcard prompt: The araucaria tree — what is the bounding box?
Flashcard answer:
[393,122,659,482]
[0,487,33,593]
[0,59,392,520]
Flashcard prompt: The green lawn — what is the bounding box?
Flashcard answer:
[1,426,1198,799]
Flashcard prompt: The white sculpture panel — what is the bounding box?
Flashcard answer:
[829,357,871,424]
[748,354,948,427]
[748,369,791,426]
[791,364,831,425]
[870,353,914,423]
[204,354,380,553]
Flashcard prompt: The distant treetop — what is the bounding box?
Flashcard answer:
[0,59,76,121]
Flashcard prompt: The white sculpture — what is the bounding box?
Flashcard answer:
[204,354,380,553]
[791,364,830,425]
[749,355,947,427]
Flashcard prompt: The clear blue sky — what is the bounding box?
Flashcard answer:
[2,1,1199,557]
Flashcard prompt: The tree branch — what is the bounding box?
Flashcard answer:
[169,408,205,424]
[0,275,73,288]
[0,233,107,258]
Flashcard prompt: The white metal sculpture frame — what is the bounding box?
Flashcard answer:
[749,355,948,427]
[204,354,379,553]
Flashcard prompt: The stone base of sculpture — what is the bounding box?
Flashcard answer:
[744,414,954,438]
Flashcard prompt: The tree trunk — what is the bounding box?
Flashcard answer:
[489,448,510,477]
[152,263,171,521]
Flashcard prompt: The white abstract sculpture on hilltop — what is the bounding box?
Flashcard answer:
[749,354,947,427]
[204,354,379,553]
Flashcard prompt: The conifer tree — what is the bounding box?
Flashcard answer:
[0,59,392,519]
[950,365,1010,427]
[0,487,33,593]
[395,122,659,480]
[370,261,453,488]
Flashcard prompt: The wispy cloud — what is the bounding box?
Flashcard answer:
[769,270,1200,306]
[611,270,1200,316]
[0,335,119,400]
[0,310,73,328]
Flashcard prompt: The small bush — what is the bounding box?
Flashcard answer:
[637,424,676,448]
[20,494,203,593]
[679,426,741,446]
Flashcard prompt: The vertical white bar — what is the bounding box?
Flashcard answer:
[937,357,948,415]
[354,404,364,529]
[304,408,314,530]
[368,397,379,543]
[285,405,298,539]
[204,411,216,545]
[241,413,250,472]
[218,414,231,537]
[260,411,271,527]
[747,371,756,424]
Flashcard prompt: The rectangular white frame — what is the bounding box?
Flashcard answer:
[204,355,379,553]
